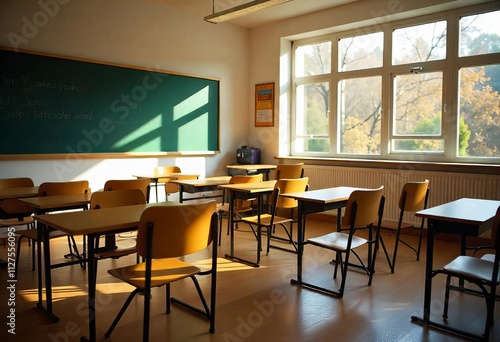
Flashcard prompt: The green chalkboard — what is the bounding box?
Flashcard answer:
[0,48,219,156]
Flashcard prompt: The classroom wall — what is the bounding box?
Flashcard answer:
[0,0,250,194]
[246,0,493,163]
[0,0,494,194]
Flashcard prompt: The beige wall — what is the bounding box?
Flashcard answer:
[0,0,250,192]
[0,0,495,194]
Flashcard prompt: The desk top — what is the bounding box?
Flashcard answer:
[19,193,92,210]
[226,164,276,171]
[0,186,39,200]
[281,186,365,204]
[169,176,231,187]
[219,180,276,193]
[416,198,500,225]
[35,202,180,236]
[133,173,199,181]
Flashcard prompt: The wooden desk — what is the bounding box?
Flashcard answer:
[0,186,39,200]
[133,172,199,202]
[219,180,276,267]
[411,198,500,340]
[20,193,91,214]
[226,164,276,180]
[35,202,179,342]
[280,187,365,289]
[19,193,91,322]
[169,176,231,203]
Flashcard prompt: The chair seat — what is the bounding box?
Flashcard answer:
[241,213,293,226]
[216,203,253,214]
[108,258,201,289]
[380,219,414,230]
[481,254,496,263]
[307,232,367,252]
[444,255,500,283]
[95,238,137,259]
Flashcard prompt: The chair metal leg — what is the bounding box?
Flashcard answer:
[105,289,140,338]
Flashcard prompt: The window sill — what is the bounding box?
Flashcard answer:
[275,156,500,175]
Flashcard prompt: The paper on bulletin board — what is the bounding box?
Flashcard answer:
[255,82,274,127]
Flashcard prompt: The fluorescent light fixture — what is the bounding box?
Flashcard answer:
[204,0,294,24]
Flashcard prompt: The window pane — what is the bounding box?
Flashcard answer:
[339,32,383,72]
[394,72,442,137]
[295,42,331,77]
[295,83,330,153]
[339,76,381,154]
[460,10,500,57]
[393,139,444,152]
[392,21,447,65]
[458,65,500,157]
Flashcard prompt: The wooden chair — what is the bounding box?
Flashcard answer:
[89,189,147,276]
[14,180,90,274]
[431,205,500,341]
[104,201,218,341]
[104,178,151,203]
[379,179,429,273]
[274,163,304,180]
[241,177,309,254]
[300,186,385,298]
[102,178,151,245]
[0,178,36,272]
[0,177,35,222]
[216,174,263,245]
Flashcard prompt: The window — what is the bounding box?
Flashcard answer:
[290,6,500,163]
[339,76,382,154]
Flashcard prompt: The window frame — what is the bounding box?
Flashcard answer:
[289,5,500,164]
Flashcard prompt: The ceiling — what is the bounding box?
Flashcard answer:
[152,0,360,28]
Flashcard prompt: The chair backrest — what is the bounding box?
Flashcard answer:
[104,178,151,203]
[342,186,385,228]
[136,201,217,259]
[488,205,500,250]
[90,189,147,210]
[0,177,34,189]
[399,179,429,212]
[273,177,309,209]
[155,166,190,195]
[155,165,181,175]
[275,163,304,180]
[0,177,35,218]
[38,180,90,196]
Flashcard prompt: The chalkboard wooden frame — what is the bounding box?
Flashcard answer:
[0,47,220,160]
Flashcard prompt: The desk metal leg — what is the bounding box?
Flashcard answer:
[411,223,435,324]
[81,234,96,342]
[224,193,261,267]
[291,203,305,285]
[154,180,159,202]
[36,221,59,322]
[179,185,184,203]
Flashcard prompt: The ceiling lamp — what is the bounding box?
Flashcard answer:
[204,0,294,24]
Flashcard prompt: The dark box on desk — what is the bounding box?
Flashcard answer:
[236,147,261,164]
